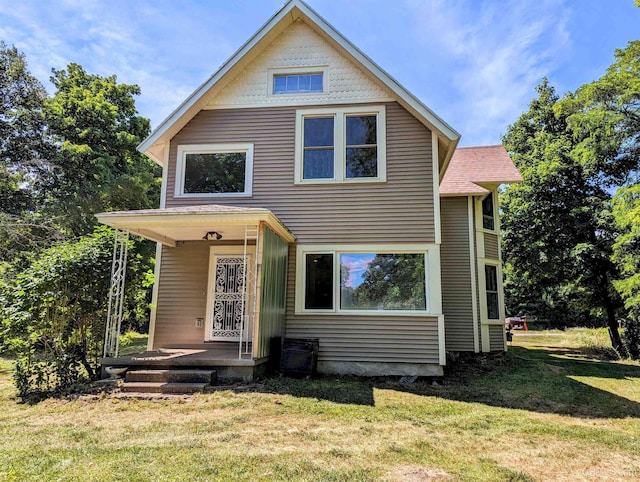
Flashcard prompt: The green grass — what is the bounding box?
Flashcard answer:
[0,329,639,481]
[118,331,149,355]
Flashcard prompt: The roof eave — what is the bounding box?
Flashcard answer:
[137,0,461,165]
[96,210,296,244]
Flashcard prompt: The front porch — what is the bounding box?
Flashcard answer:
[96,204,294,381]
[102,343,270,380]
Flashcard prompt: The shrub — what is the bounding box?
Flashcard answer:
[1,226,153,399]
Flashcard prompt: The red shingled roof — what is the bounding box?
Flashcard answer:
[440,145,522,196]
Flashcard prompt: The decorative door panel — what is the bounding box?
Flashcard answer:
[211,256,248,341]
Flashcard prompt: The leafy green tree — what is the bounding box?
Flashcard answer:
[502,80,625,353]
[555,40,640,357]
[43,63,160,236]
[556,41,639,188]
[0,42,60,261]
[611,184,640,357]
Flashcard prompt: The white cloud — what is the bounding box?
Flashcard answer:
[406,0,571,145]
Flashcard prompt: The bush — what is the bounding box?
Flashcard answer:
[0,226,154,399]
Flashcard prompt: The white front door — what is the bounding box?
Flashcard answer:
[205,247,255,342]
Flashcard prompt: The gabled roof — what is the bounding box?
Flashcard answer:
[439,145,522,196]
[138,0,460,167]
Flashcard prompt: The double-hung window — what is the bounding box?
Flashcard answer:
[175,144,254,198]
[295,106,386,183]
[297,245,432,314]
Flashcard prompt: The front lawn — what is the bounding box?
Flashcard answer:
[0,329,638,481]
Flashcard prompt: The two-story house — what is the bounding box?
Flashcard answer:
[98,0,521,380]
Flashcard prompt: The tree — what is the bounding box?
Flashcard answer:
[557,41,639,188]
[557,40,640,357]
[43,63,160,236]
[611,184,640,357]
[0,42,60,261]
[501,80,626,354]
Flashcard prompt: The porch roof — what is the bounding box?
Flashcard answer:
[96,204,295,246]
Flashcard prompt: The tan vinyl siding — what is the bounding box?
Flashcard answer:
[488,325,505,352]
[285,245,440,364]
[166,102,435,244]
[256,226,289,359]
[440,197,475,351]
[484,232,499,260]
[153,242,210,348]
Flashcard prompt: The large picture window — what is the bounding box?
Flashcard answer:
[176,144,253,197]
[298,245,431,314]
[295,106,386,184]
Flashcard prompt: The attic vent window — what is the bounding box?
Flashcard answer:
[273,73,323,94]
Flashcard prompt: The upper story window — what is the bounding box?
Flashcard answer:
[295,106,387,184]
[482,192,495,230]
[175,143,253,198]
[274,73,323,94]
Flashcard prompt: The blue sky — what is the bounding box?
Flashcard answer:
[1,0,639,146]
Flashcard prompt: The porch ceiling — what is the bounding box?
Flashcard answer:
[95,204,295,246]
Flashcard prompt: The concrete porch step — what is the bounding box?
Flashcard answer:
[120,381,208,394]
[125,369,216,384]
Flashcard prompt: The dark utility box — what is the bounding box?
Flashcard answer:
[280,338,319,377]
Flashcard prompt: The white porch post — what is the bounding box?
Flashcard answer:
[240,223,260,359]
[103,230,129,358]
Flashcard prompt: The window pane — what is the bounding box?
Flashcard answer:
[304,117,334,147]
[346,147,377,178]
[303,149,334,179]
[273,76,286,93]
[286,75,298,92]
[487,292,500,319]
[310,74,323,91]
[346,115,377,146]
[305,254,334,310]
[482,193,495,230]
[184,152,246,194]
[485,265,498,292]
[340,253,426,311]
[298,75,311,91]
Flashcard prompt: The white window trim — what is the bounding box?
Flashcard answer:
[295,243,441,316]
[268,66,328,97]
[294,105,387,184]
[175,143,254,198]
